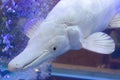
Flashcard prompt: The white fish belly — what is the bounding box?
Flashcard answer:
[46,0,120,37]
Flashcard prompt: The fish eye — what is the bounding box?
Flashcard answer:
[53,46,57,51]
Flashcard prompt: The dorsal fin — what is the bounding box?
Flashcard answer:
[24,18,44,38]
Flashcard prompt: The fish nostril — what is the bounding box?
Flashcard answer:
[15,64,23,70]
[15,68,18,70]
[15,64,19,69]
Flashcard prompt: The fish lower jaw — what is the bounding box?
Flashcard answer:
[23,56,39,69]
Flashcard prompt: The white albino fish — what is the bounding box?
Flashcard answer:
[8,0,120,71]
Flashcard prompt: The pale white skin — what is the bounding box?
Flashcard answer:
[8,22,71,71]
[8,0,120,71]
[46,0,120,37]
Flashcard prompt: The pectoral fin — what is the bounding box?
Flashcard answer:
[82,32,115,54]
[24,18,44,38]
[109,12,120,28]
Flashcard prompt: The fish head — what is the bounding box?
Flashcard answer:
[8,22,72,71]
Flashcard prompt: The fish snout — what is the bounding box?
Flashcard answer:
[8,62,23,72]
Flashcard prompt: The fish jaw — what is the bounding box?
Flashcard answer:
[22,50,54,69]
[8,29,71,71]
[8,49,54,71]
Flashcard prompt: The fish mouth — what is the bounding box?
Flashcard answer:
[22,50,50,69]
[23,56,39,69]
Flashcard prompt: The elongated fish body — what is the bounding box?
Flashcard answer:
[46,0,120,37]
[8,0,120,71]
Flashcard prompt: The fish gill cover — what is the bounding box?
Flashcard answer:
[0,0,59,80]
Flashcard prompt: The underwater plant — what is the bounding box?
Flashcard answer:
[0,0,59,80]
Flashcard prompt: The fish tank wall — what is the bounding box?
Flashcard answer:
[0,0,120,80]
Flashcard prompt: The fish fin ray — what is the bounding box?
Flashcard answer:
[109,12,120,28]
[24,18,44,38]
[82,32,115,54]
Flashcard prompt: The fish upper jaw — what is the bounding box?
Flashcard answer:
[8,50,52,71]
[9,44,61,70]
[8,60,23,72]
[22,50,52,69]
